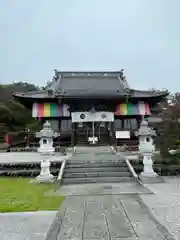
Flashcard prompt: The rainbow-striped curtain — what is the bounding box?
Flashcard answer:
[115,102,151,116]
[32,103,70,117]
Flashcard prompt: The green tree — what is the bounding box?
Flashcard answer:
[157,93,180,157]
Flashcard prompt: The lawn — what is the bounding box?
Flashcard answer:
[0,178,64,212]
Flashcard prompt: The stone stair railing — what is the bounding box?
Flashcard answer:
[118,152,141,184]
[54,159,67,190]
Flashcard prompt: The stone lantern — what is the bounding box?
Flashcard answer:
[137,120,160,182]
[36,121,55,154]
[35,121,54,183]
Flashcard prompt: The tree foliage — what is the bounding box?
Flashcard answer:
[155,93,180,157]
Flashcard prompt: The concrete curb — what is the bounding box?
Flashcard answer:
[45,201,67,240]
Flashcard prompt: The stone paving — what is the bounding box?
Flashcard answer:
[49,182,152,196]
[0,211,57,240]
[46,194,172,240]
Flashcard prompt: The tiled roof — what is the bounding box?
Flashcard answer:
[55,75,128,95]
[13,71,169,100]
[132,89,169,98]
[13,90,54,99]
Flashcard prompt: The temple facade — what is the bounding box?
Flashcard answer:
[13,70,168,147]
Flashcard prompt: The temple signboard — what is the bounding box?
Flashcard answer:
[71,112,114,123]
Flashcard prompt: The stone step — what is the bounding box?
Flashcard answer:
[66,158,125,163]
[76,144,109,148]
[65,162,127,168]
[62,176,133,185]
[66,158,124,164]
[0,168,59,175]
[64,167,129,173]
[63,171,131,178]
[74,146,111,153]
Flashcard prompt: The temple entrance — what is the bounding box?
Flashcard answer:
[88,122,110,145]
[71,111,115,146]
[75,122,110,145]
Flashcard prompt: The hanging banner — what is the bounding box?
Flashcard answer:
[115,102,151,116]
[32,103,70,117]
[71,111,114,123]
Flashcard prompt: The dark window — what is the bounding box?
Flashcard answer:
[116,118,138,130]
[131,119,138,130]
[115,119,122,130]
[61,119,72,131]
[124,119,131,130]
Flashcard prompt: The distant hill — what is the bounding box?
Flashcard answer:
[0,82,40,140]
[0,82,39,101]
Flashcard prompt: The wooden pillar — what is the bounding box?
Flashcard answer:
[26,132,30,148]
[106,122,110,144]
[111,121,116,147]
[71,123,76,147]
[58,119,61,133]
[122,118,124,130]
[138,115,142,129]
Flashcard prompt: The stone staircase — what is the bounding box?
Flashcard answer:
[61,149,133,184]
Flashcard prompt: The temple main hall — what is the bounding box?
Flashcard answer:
[13,70,168,147]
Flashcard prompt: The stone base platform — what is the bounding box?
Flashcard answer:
[139,174,164,184]
[0,152,71,164]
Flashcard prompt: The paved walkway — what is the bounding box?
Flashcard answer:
[46,194,172,240]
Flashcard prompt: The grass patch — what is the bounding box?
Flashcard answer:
[0,177,64,212]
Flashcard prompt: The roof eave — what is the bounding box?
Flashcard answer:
[12,90,169,102]
[132,89,169,98]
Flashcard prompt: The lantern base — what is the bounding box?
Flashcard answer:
[36,173,54,183]
[139,173,164,184]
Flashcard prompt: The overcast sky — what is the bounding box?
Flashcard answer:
[0,0,179,92]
